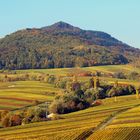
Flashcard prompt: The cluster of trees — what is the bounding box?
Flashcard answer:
[0,107,47,128]
[0,74,138,127]
[0,72,48,82]
[1,70,139,84]
[49,91,90,114]
[48,76,136,114]
[1,21,139,70]
[113,71,140,80]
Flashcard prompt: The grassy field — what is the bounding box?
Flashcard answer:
[0,95,140,140]
[16,64,140,87]
[16,64,140,75]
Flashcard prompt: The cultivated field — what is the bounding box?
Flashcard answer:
[1,64,139,111]
[0,81,61,111]
[0,64,140,140]
[87,105,140,140]
[0,95,140,140]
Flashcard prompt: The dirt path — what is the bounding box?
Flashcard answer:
[74,104,140,140]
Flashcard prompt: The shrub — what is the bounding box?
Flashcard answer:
[56,79,67,89]
[114,72,126,79]
[0,110,9,121]
[127,71,139,80]
[35,108,46,118]
[10,114,22,126]
[31,115,41,123]
[1,115,10,128]
[21,117,31,125]
[107,85,135,97]
[47,75,56,84]
[88,78,94,88]
[71,82,81,91]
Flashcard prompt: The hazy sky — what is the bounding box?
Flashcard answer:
[0,0,140,48]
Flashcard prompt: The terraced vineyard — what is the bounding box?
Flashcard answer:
[0,95,140,140]
[87,127,140,140]
[87,99,140,140]
[1,64,139,111]
[107,106,140,128]
[0,81,61,110]
[0,65,140,140]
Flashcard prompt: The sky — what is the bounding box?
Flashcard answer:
[0,0,140,48]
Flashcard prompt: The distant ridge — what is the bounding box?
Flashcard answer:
[0,21,139,69]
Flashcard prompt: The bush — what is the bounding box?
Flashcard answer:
[1,115,10,128]
[71,82,81,91]
[21,117,31,125]
[127,71,139,80]
[56,79,67,89]
[88,78,94,88]
[0,110,9,121]
[31,115,41,123]
[1,113,23,127]
[10,114,22,126]
[107,85,135,97]
[47,75,56,84]
[114,72,126,79]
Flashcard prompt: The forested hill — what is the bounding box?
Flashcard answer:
[0,21,140,69]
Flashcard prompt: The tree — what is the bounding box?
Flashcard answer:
[1,115,10,128]
[88,78,94,88]
[49,91,90,114]
[0,110,9,121]
[114,72,126,79]
[10,114,22,126]
[71,82,81,92]
[128,71,139,80]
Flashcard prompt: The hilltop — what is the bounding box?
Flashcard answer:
[0,21,139,69]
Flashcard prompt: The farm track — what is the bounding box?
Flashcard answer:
[75,104,140,140]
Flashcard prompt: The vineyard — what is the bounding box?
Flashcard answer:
[0,81,61,110]
[0,65,140,139]
[0,95,140,140]
[87,99,140,140]
[87,127,140,140]
[0,64,139,111]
